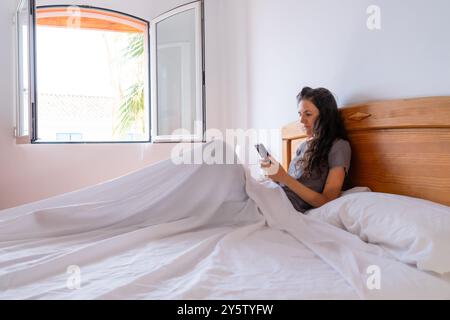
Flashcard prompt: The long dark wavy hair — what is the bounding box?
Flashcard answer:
[296,87,349,178]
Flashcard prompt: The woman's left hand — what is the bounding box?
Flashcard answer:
[260,156,289,184]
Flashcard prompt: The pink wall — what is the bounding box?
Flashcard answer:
[0,140,182,209]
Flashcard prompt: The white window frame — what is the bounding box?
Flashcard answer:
[14,0,36,144]
[150,1,205,143]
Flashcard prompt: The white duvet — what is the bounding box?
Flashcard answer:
[0,140,449,299]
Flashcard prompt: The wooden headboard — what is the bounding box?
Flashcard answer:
[281,96,450,206]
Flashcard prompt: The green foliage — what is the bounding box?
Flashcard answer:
[116,81,145,134]
[123,33,144,59]
[115,33,145,137]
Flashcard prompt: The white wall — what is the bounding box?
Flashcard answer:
[245,0,450,160]
[0,0,246,209]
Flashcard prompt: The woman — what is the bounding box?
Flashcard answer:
[260,87,351,213]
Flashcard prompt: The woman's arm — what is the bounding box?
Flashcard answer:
[283,167,346,208]
[262,157,346,208]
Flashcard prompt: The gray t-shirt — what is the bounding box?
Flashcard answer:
[282,138,351,213]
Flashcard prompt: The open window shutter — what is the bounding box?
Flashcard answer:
[150,1,205,143]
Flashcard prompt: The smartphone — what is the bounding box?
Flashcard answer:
[255,143,270,161]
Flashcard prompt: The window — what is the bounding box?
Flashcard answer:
[151,2,205,142]
[15,1,205,144]
[35,6,150,142]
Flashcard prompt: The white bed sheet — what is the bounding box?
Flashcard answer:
[1,223,357,299]
[1,140,449,299]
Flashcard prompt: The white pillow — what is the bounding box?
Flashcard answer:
[307,192,450,274]
[341,186,372,196]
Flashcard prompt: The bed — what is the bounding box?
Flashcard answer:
[0,97,449,300]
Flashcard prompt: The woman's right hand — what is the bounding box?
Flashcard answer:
[259,158,272,169]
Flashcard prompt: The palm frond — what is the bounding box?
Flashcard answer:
[115,81,145,135]
[122,34,144,59]
[114,33,146,137]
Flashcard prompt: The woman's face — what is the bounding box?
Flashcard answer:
[298,99,320,138]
